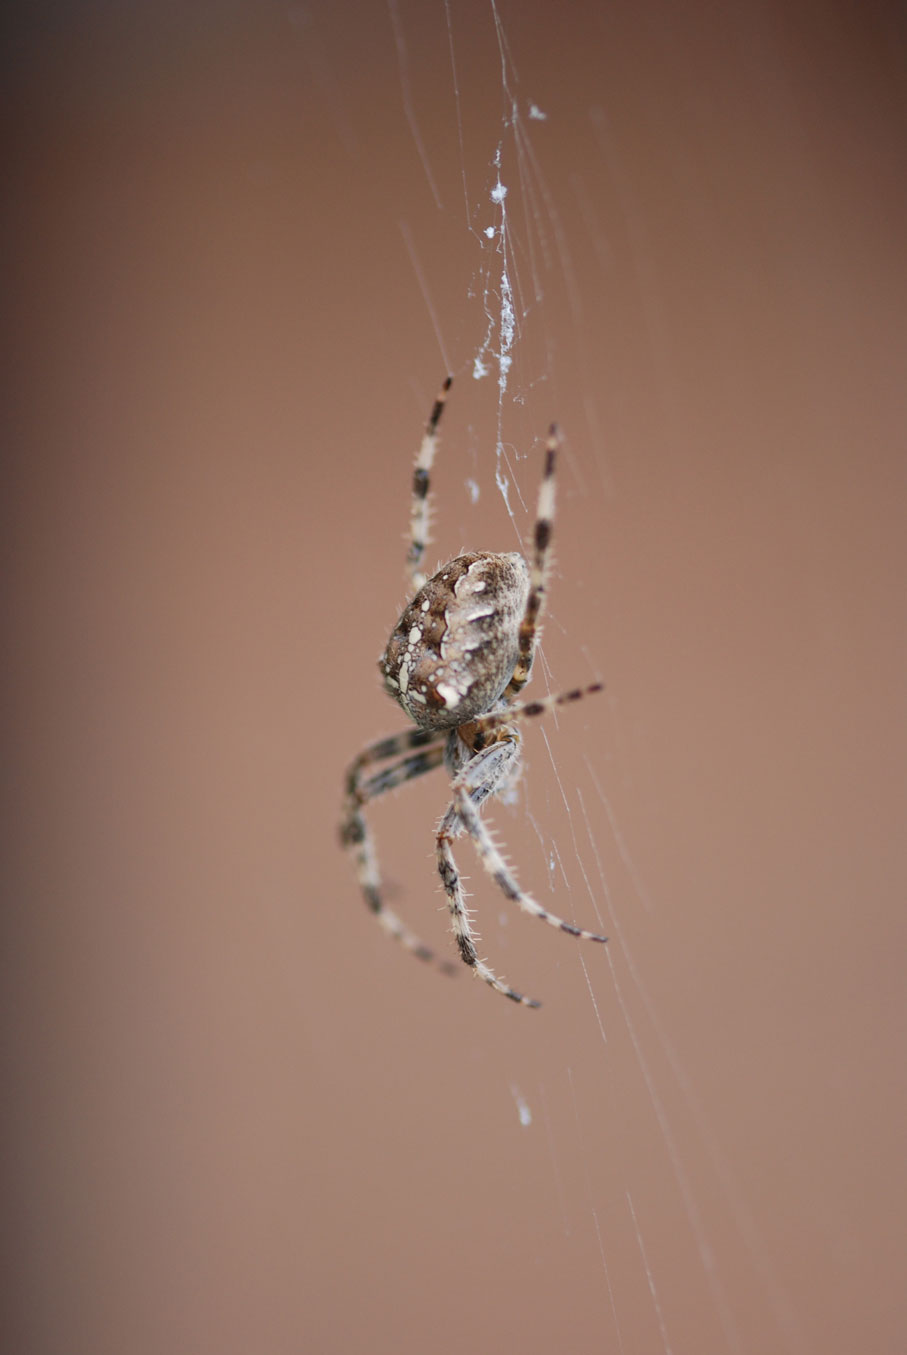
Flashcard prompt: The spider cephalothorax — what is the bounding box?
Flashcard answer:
[341,378,605,1007]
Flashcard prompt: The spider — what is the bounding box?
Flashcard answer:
[341,378,606,1007]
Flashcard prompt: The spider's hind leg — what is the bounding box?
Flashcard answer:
[504,423,559,699]
[407,375,452,593]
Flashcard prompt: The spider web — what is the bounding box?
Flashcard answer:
[372,4,901,1354]
[383,6,799,1354]
[5,5,900,1354]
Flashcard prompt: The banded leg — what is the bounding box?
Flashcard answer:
[436,819,541,1009]
[344,724,444,792]
[453,772,609,944]
[436,737,539,1007]
[467,682,604,747]
[433,736,606,1008]
[407,375,452,592]
[342,731,454,973]
[505,423,558,698]
[355,744,447,806]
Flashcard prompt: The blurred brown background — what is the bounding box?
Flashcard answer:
[3,3,905,1353]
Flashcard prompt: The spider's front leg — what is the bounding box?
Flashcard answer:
[342,728,455,974]
[436,732,542,1008]
[436,721,609,1006]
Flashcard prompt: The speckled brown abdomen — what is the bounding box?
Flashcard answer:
[380,551,530,729]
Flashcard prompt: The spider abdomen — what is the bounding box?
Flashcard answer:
[380,551,530,730]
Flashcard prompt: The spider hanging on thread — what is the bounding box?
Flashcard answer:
[340,377,606,1007]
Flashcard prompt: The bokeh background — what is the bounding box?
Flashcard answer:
[4,3,905,1353]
